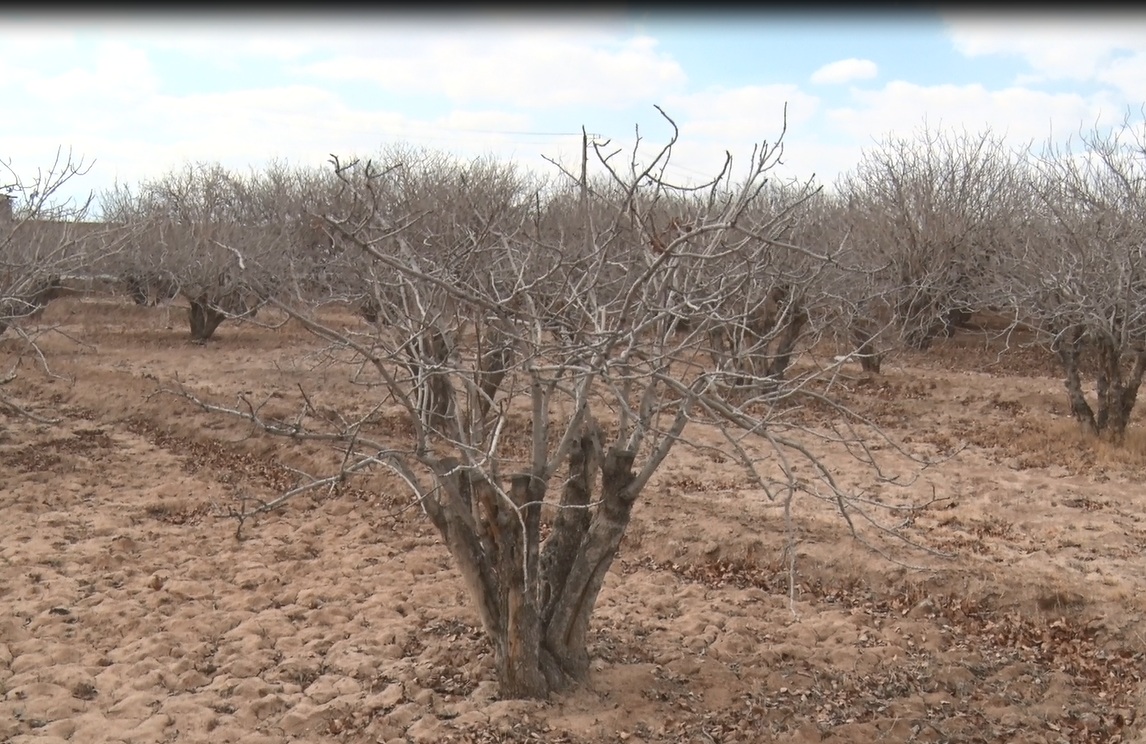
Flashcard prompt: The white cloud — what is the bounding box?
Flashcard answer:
[0,25,79,60]
[944,13,1146,84]
[27,42,159,104]
[1,78,557,210]
[0,23,819,208]
[822,80,1125,187]
[118,14,637,64]
[128,22,361,70]
[619,85,823,186]
[664,85,819,135]
[300,31,686,110]
[9,17,1145,213]
[431,110,531,132]
[810,58,878,85]
[0,30,81,92]
[1096,51,1146,104]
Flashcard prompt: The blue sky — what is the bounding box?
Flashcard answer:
[2,11,1144,214]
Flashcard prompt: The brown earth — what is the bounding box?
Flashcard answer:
[2,297,1146,744]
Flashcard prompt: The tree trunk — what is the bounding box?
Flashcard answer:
[358,297,380,324]
[126,275,152,306]
[1053,328,1146,442]
[540,446,637,682]
[493,474,549,697]
[1092,338,1146,443]
[942,307,974,337]
[897,290,934,351]
[706,294,808,388]
[475,342,513,420]
[1094,336,1117,436]
[1118,351,1146,437]
[1056,327,1099,435]
[421,424,640,699]
[766,302,808,381]
[406,329,454,436]
[188,298,227,341]
[850,323,883,374]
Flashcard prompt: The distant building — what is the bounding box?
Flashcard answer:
[0,192,125,287]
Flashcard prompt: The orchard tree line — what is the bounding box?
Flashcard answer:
[4,110,1146,698]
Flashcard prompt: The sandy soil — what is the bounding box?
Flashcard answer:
[2,296,1146,744]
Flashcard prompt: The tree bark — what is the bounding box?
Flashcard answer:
[942,306,974,337]
[1119,351,1146,435]
[897,289,937,351]
[767,301,808,380]
[493,474,549,698]
[541,447,637,682]
[1056,328,1099,435]
[475,341,513,420]
[188,298,227,341]
[405,329,454,436]
[1092,338,1146,443]
[126,275,153,306]
[421,425,641,700]
[1051,327,1146,441]
[850,322,883,374]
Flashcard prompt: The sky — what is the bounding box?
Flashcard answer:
[2,11,1145,215]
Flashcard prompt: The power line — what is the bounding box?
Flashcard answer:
[440,129,602,138]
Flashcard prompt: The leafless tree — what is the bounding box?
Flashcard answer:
[169,112,940,699]
[779,189,890,373]
[987,116,1146,440]
[101,162,307,341]
[837,125,1026,362]
[1,149,128,419]
[692,179,831,387]
[123,270,180,308]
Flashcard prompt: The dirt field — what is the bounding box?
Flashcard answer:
[3,296,1146,744]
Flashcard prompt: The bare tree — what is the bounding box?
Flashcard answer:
[102,162,305,341]
[170,113,938,699]
[988,116,1146,441]
[1,149,127,418]
[837,125,1026,361]
[683,179,826,388]
[781,190,891,373]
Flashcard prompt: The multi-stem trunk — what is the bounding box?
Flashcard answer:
[707,290,807,387]
[188,298,227,341]
[188,289,258,342]
[1055,327,1146,442]
[422,426,639,699]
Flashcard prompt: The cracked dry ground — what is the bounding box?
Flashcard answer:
[2,297,1146,744]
